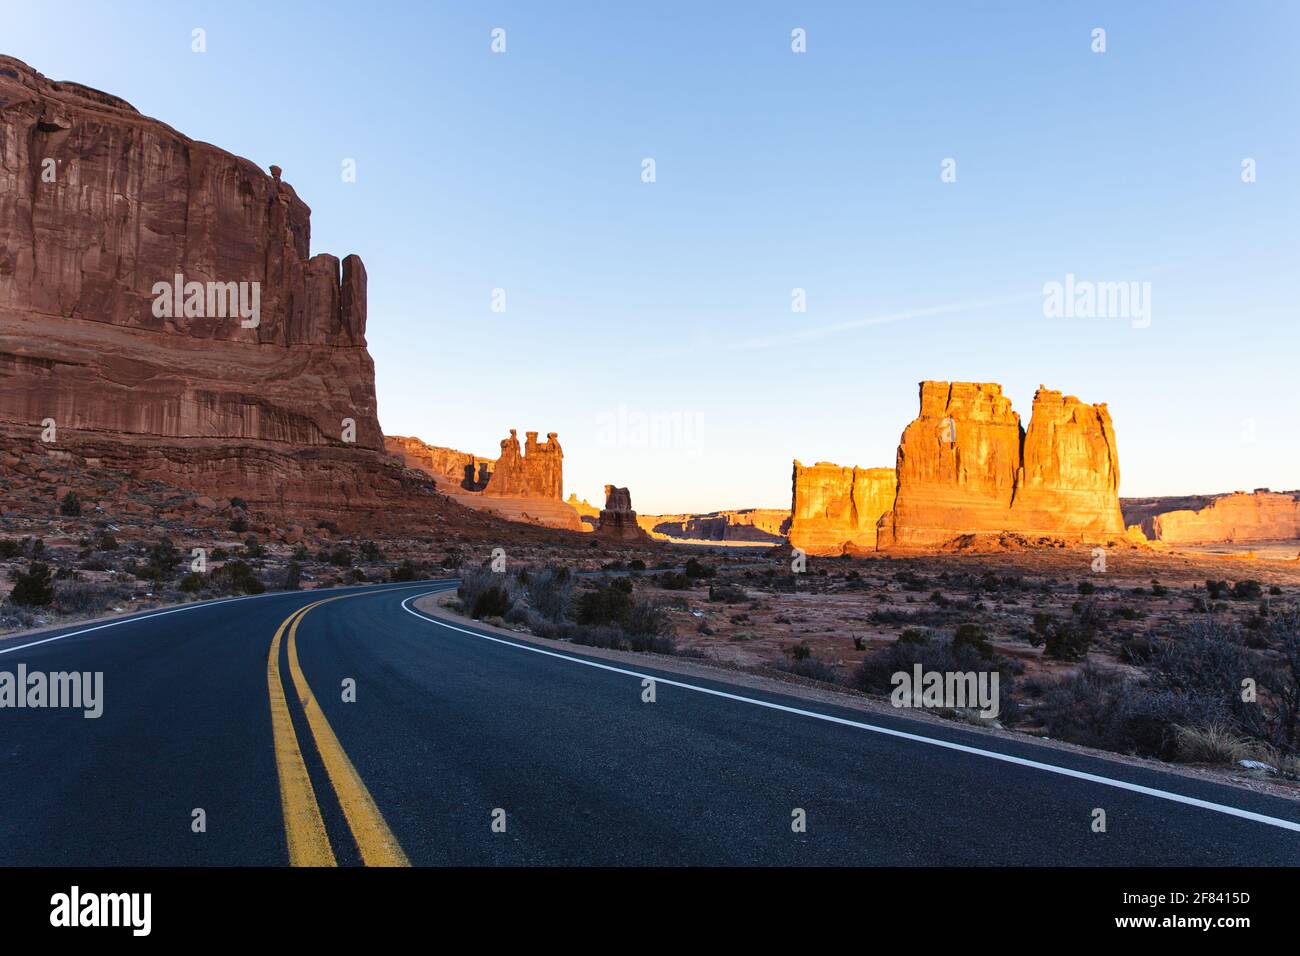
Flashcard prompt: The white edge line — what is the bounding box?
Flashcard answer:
[0,580,449,658]
[401,592,1300,835]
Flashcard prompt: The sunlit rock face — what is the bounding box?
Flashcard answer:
[789,462,895,556]
[1009,388,1125,539]
[1135,491,1300,544]
[0,56,397,509]
[877,382,1023,549]
[794,382,1127,554]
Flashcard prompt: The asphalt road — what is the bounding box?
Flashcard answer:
[2,579,1298,866]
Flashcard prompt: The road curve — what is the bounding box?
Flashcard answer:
[1,580,1298,866]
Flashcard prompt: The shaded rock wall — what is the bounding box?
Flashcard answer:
[0,56,386,508]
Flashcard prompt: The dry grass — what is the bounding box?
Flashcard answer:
[1172,722,1260,765]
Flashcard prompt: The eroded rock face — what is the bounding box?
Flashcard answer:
[878,382,1125,548]
[877,382,1023,549]
[1009,388,1125,538]
[788,462,895,555]
[792,382,1127,554]
[1134,490,1300,544]
[484,430,563,499]
[0,56,387,508]
[386,430,580,531]
[598,484,648,541]
[385,435,492,488]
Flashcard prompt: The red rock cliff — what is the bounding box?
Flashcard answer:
[0,57,391,508]
[1135,490,1300,544]
[877,382,1125,548]
[788,462,895,555]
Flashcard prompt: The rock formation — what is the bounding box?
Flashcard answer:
[484,430,563,499]
[639,508,791,544]
[788,463,895,555]
[597,485,649,541]
[385,436,492,490]
[566,493,600,530]
[876,382,1124,549]
[791,382,1127,555]
[385,430,581,531]
[1129,490,1300,544]
[1009,387,1124,538]
[0,56,397,510]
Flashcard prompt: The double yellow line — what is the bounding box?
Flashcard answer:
[267,595,410,866]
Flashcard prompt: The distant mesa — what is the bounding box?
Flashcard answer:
[791,382,1127,556]
[597,485,649,542]
[637,509,791,545]
[1124,489,1300,545]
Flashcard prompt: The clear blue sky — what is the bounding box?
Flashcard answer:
[8,1,1298,513]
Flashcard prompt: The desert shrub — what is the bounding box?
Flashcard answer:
[1077,580,1096,595]
[244,537,266,559]
[229,516,248,533]
[458,569,516,620]
[59,491,82,516]
[1230,579,1263,601]
[54,579,129,615]
[708,583,748,604]
[389,559,418,582]
[229,497,249,510]
[140,539,181,581]
[1118,634,1158,664]
[0,539,20,559]
[526,567,572,622]
[349,569,366,582]
[1150,581,1168,597]
[1172,722,1258,764]
[328,547,353,567]
[9,563,55,607]
[852,629,1018,703]
[684,557,715,579]
[283,563,303,590]
[1205,579,1229,600]
[657,571,690,590]
[359,540,383,561]
[627,559,646,572]
[952,622,993,659]
[1039,602,1100,661]
[179,572,205,593]
[776,655,842,683]
[790,641,812,662]
[576,578,634,628]
[211,560,265,595]
[292,545,310,561]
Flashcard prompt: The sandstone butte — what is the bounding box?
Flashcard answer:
[790,382,1127,555]
[597,485,649,542]
[385,431,584,532]
[0,56,416,512]
[1125,490,1300,545]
